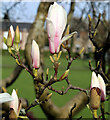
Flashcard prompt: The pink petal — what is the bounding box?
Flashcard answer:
[47,2,67,53]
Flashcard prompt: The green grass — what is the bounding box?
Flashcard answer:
[2,51,109,119]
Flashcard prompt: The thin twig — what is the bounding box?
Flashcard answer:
[48,85,87,95]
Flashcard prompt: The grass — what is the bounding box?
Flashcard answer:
[2,51,109,119]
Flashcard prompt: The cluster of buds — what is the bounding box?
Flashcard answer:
[31,2,77,77]
[3,25,20,53]
[46,2,77,54]
[90,72,106,117]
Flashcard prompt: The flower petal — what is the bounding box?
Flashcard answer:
[10,25,14,41]
[57,31,77,52]
[10,89,19,115]
[46,18,55,54]
[0,93,13,104]
[47,2,67,53]
[90,72,100,89]
[98,74,106,102]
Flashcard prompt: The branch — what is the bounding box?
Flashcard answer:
[67,2,75,25]
[40,89,89,119]
[69,103,76,120]
[2,64,23,88]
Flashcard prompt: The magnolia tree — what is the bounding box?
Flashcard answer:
[1,2,110,120]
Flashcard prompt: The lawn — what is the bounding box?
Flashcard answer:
[2,51,109,119]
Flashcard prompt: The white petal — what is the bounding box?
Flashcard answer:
[10,89,18,115]
[98,74,106,101]
[60,31,77,45]
[0,93,13,104]
[47,2,67,41]
[46,18,55,42]
[90,72,100,89]
[10,25,14,40]
[46,18,55,53]
[57,31,77,52]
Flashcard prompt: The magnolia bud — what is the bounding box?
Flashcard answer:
[10,25,14,42]
[59,69,69,80]
[7,30,13,47]
[15,26,20,44]
[31,40,40,69]
[90,72,101,110]
[90,87,101,110]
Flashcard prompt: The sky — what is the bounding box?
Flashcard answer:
[1,0,109,49]
[0,1,109,23]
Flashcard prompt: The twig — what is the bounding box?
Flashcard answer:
[100,103,105,120]
[48,85,87,95]
[25,96,51,112]
[88,14,99,50]
[25,99,39,112]
[89,60,110,83]
[65,77,70,85]
[11,51,34,78]
[77,116,82,120]
[99,112,110,119]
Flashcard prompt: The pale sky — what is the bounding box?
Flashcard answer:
[1,1,109,49]
[0,1,109,23]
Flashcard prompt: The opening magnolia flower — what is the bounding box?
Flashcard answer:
[10,89,19,115]
[90,72,106,102]
[46,2,77,54]
[9,89,22,118]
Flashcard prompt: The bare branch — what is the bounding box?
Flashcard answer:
[40,90,89,119]
[2,65,23,88]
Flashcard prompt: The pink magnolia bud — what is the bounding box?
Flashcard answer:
[46,2,67,54]
[10,89,18,115]
[98,74,106,102]
[31,40,40,69]
[10,25,14,42]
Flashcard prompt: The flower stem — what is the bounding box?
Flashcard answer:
[93,109,98,119]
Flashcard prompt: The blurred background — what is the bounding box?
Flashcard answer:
[0,0,110,119]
